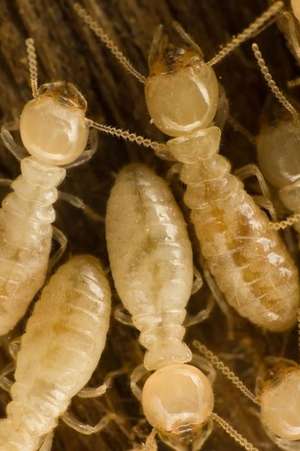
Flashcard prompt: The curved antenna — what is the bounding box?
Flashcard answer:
[86,118,167,155]
[212,413,260,451]
[208,1,284,66]
[74,3,146,84]
[269,212,300,230]
[193,340,259,406]
[252,42,299,121]
[25,38,39,98]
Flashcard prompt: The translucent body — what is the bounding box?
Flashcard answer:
[106,163,193,370]
[0,81,90,334]
[0,255,111,451]
[0,157,65,335]
[257,118,300,232]
[145,48,299,332]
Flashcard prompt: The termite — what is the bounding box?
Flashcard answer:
[194,340,300,451]
[76,1,300,333]
[0,38,109,335]
[106,163,261,451]
[0,255,121,451]
[252,43,300,239]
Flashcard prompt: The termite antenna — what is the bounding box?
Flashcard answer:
[193,340,259,406]
[269,212,300,230]
[208,1,283,66]
[25,38,39,98]
[86,119,166,154]
[212,413,260,451]
[252,42,299,121]
[74,3,146,84]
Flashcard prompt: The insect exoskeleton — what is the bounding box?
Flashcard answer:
[106,163,193,371]
[145,34,299,333]
[0,40,101,336]
[106,164,260,451]
[291,0,300,22]
[0,255,111,451]
[142,363,214,448]
[257,357,300,448]
[76,1,299,333]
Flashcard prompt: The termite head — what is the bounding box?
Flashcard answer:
[257,357,300,441]
[145,28,219,138]
[20,81,89,166]
[142,364,214,449]
[257,115,300,192]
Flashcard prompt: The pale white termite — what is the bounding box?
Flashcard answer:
[252,43,300,239]
[194,341,300,451]
[0,39,107,335]
[76,1,300,333]
[0,255,113,451]
[106,163,261,451]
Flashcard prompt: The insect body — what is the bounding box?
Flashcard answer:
[106,164,260,451]
[0,40,101,335]
[0,255,111,451]
[77,2,299,332]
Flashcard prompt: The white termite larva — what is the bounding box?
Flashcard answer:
[106,163,260,451]
[76,2,300,333]
[0,255,111,451]
[0,39,102,335]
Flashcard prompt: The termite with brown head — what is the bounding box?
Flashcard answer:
[0,255,128,451]
[106,163,261,451]
[0,39,106,336]
[76,1,300,334]
[194,340,300,451]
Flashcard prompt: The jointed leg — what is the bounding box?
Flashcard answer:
[185,294,215,327]
[65,129,98,169]
[114,304,134,327]
[0,361,15,392]
[38,433,54,451]
[77,368,127,399]
[50,226,67,271]
[1,122,27,161]
[130,365,148,401]
[62,410,117,435]
[58,191,104,223]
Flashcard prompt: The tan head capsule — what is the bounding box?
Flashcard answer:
[20,81,89,166]
[142,364,214,448]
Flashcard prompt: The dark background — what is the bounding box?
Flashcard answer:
[0,1,298,450]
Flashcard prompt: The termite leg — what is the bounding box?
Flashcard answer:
[0,123,27,161]
[114,304,134,327]
[199,253,235,340]
[77,368,127,399]
[185,294,215,327]
[0,178,12,188]
[38,432,54,451]
[191,353,217,384]
[8,336,21,360]
[0,361,15,392]
[130,365,148,401]
[135,429,158,451]
[65,129,98,169]
[62,410,119,435]
[192,266,203,294]
[58,191,104,223]
[50,226,68,271]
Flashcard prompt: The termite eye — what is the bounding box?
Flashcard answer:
[20,81,89,166]
[145,60,219,137]
[257,119,300,189]
[142,364,214,441]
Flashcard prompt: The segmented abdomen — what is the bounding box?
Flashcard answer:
[181,151,299,331]
[0,157,66,334]
[1,255,111,447]
[106,164,193,370]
